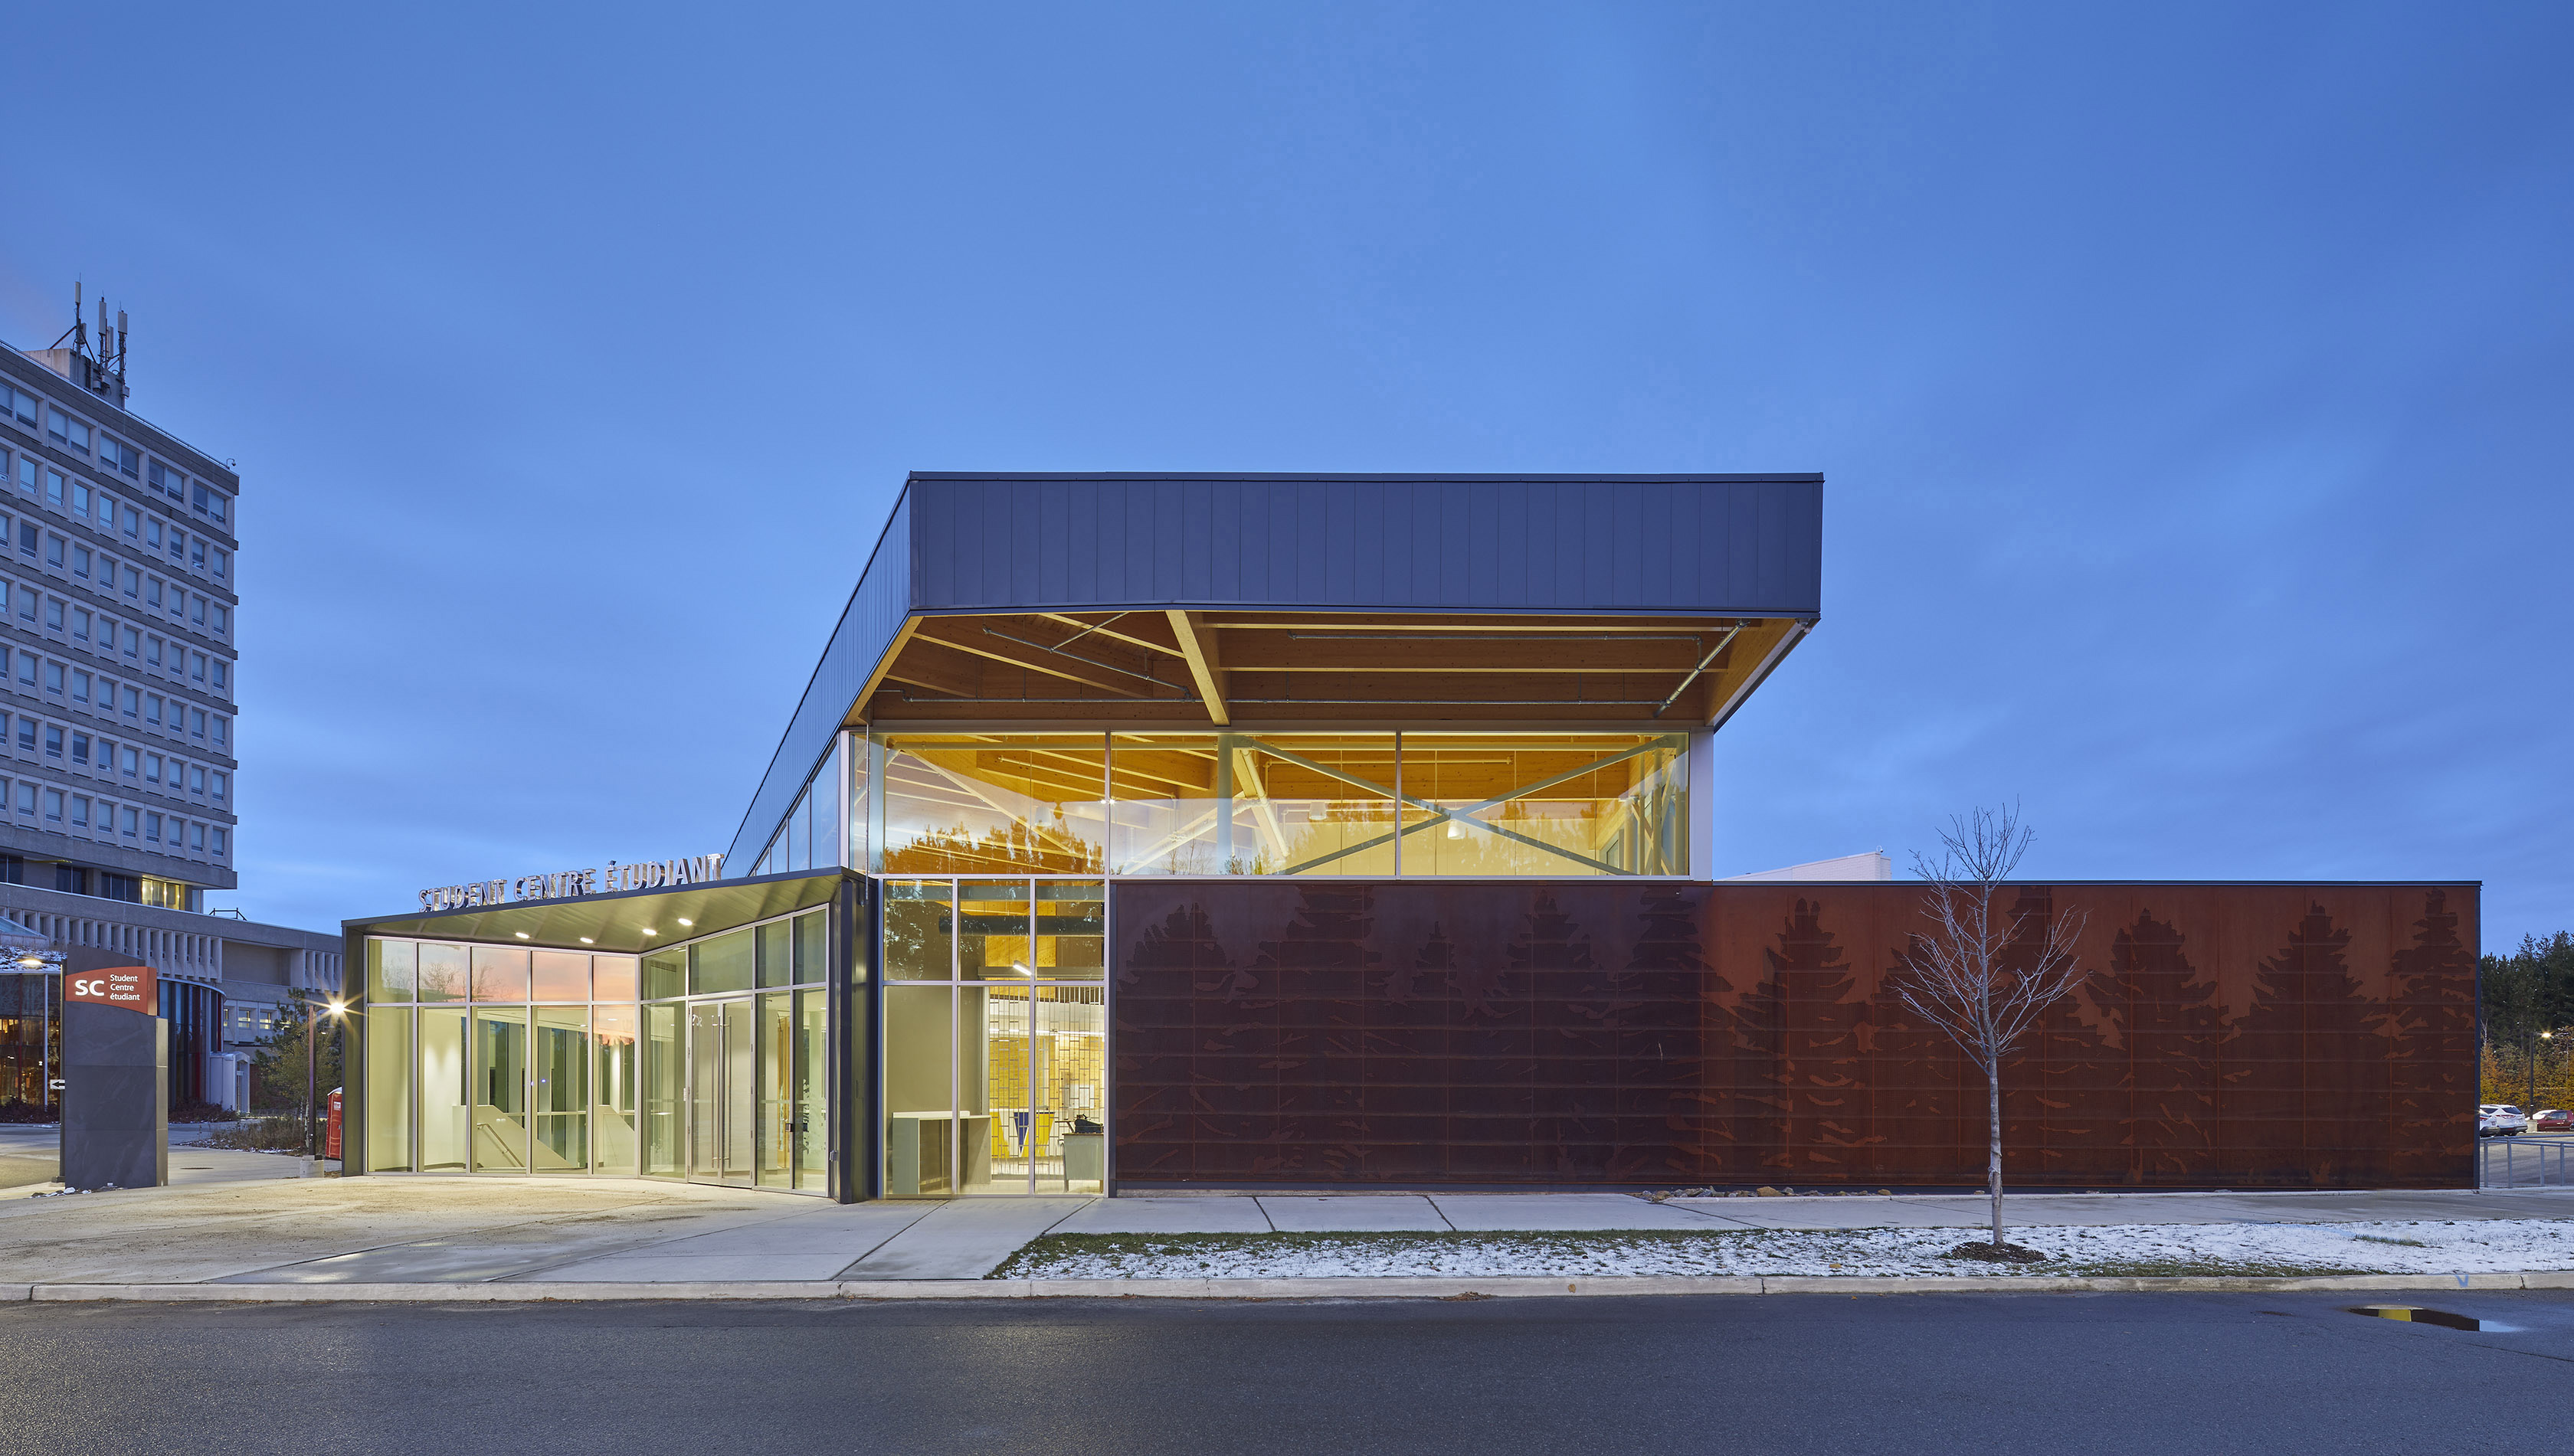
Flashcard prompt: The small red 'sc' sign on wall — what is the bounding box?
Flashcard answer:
[67,964,157,1016]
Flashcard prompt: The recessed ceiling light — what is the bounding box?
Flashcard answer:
[514,932,529,940]
[643,928,657,935]
[579,937,594,945]
[676,918,693,927]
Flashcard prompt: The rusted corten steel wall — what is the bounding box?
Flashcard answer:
[1109,881,2479,1190]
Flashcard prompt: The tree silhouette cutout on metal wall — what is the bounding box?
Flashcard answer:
[1733,898,1875,1173]
[1870,934,1970,1184]
[1244,886,1380,1177]
[1629,885,1729,1178]
[2228,902,2390,1185]
[1113,899,1238,1180]
[1506,892,1619,1179]
[2091,908,2225,1180]
[2384,889,2477,1177]
[1999,888,2117,1180]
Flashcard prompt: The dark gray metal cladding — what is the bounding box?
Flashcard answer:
[726,473,1825,867]
[61,1002,169,1190]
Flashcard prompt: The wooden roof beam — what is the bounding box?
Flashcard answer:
[912,622,1157,698]
[1167,610,1230,725]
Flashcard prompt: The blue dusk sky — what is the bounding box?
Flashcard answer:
[1,5,2566,945]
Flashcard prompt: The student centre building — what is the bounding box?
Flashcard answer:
[343,474,2480,1200]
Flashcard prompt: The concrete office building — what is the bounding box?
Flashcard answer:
[343,474,2477,1201]
[0,300,341,1117]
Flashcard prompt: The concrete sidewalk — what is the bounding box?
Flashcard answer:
[0,1176,2566,1295]
[2,1123,331,1195]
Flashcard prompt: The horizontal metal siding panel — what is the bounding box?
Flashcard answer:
[899,476,1822,616]
[724,492,912,867]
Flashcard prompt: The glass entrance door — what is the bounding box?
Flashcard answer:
[471,1006,528,1172]
[687,998,757,1186]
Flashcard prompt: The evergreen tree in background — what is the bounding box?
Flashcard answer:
[251,990,344,1117]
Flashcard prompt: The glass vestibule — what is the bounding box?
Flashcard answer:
[883,878,1107,1196]
[640,911,833,1191]
[364,909,830,1193]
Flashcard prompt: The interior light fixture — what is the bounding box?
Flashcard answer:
[514,931,530,940]
[677,918,693,927]
[1012,963,1034,976]
[643,928,658,936]
[579,937,595,945]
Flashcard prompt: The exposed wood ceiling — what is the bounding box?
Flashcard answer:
[855,611,1809,727]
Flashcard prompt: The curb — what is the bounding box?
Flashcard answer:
[12,1270,2572,1303]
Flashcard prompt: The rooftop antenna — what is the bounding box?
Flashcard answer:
[45,282,128,402]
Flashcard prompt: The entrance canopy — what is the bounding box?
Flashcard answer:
[346,870,847,955]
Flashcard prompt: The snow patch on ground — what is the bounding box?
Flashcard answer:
[997,1219,2574,1280]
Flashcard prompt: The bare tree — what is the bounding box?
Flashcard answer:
[1888,804,2088,1253]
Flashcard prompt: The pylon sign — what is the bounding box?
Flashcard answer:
[66,963,156,1016]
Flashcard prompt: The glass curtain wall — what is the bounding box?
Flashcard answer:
[882,878,1106,1196]
[750,738,849,877]
[365,939,642,1177]
[873,735,1108,875]
[843,731,1688,878]
[362,917,820,1189]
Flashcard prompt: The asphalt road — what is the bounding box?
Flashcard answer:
[2,1291,2569,1455]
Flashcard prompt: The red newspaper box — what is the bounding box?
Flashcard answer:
[326,1088,342,1160]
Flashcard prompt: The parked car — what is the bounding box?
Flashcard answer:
[2480,1104,2530,1137]
[2533,1108,2572,1132]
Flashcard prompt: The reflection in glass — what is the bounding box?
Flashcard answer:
[642,1004,681,1177]
[419,1008,469,1172]
[758,993,793,1188]
[794,911,827,985]
[365,1008,413,1172]
[958,881,1031,981]
[794,991,827,1188]
[470,946,531,1003]
[643,948,685,1001]
[1398,733,1688,876]
[693,930,754,996]
[593,955,640,1003]
[878,734,1106,875]
[758,921,792,990]
[1036,882,1104,980]
[593,1006,639,1175]
[883,881,953,980]
[1112,733,1400,875]
[532,1007,588,1170]
[530,950,589,1002]
[722,1001,754,1185]
[418,943,468,1003]
[471,1006,527,1171]
[688,1002,721,1180]
[367,939,416,1002]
